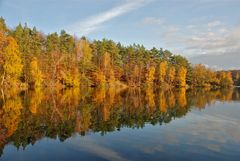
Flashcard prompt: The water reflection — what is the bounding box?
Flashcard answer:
[0,87,240,157]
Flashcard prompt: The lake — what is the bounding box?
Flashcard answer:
[0,87,240,161]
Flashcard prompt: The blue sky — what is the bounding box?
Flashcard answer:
[0,0,240,69]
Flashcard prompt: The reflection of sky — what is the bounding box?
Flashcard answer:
[2,101,240,161]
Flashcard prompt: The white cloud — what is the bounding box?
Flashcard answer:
[142,17,240,69]
[67,0,154,36]
[186,25,240,52]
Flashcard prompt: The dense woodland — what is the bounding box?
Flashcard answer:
[0,17,239,89]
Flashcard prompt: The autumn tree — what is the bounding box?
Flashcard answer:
[0,37,23,87]
[29,57,43,88]
[145,66,156,86]
[157,61,168,85]
[236,72,239,81]
[191,64,208,86]
[101,52,111,76]
[176,66,187,87]
[11,24,41,83]
[100,52,116,85]
[61,64,80,87]
[234,72,240,85]
[166,66,176,85]
[45,33,62,86]
[109,69,116,85]
[219,71,233,87]
[76,38,93,85]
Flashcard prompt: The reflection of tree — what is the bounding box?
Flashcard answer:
[176,88,187,108]
[0,87,238,153]
[2,97,22,137]
[128,88,142,108]
[146,87,156,112]
[235,89,240,100]
[219,88,233,102]
[167,90,176,108]
[75,105,92,134]
[29,89,43,114]
[93,87,106,104]
[158,90,167,113]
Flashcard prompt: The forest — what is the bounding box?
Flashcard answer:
[0,17,239,90]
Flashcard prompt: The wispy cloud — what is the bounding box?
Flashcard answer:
[67,0,154,36]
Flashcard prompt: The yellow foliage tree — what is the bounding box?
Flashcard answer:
[108,68,115,85]
[158,61,168,84]
[1,37,23,87]
[236,72,239,80]
[100,52,115,86]
[76,39,93,64]
[226,72,233,85]
[219,71,233,87]
[62,67,80,87]
[166,66,176,85]
[145,66,155,86]
[30,57,43,88]
[77,39,93,86]
[101,52,111,76]
[176,66,187,87]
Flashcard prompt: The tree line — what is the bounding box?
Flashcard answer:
[0,17,238,89]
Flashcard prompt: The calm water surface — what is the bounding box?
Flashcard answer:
[0,88,240,161]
